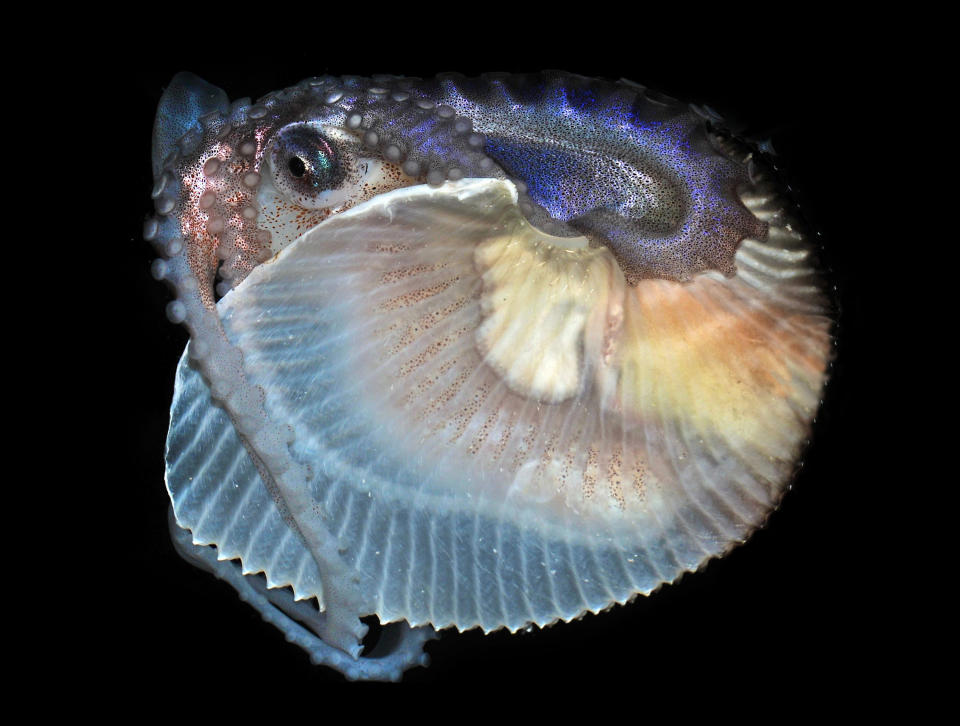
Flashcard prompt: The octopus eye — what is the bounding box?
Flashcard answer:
[288,156,307,177]
[269,123,344,207]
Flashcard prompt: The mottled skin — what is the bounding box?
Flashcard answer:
[152,71,765,307]
[147,71,786,680]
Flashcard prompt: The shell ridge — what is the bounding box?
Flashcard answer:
[166,354,327,604]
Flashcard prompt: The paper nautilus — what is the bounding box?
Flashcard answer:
[146,71,833,680]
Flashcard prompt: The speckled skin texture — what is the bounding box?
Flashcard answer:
[153,72,766,299]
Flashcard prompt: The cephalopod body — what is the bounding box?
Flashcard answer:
[147,71,832,680]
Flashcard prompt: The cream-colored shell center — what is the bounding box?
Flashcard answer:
[474,222,625,404]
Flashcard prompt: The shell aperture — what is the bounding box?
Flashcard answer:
[148,71,833,681]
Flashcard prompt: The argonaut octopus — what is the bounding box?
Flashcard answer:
[146,71,833,681]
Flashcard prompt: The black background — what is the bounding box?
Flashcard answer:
[102,27,880,696]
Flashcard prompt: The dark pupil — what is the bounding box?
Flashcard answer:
[288,156,307,178]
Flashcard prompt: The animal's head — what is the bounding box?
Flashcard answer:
[150,73,422,314]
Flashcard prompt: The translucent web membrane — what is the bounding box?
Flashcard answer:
[167,177,831,635]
